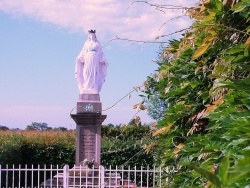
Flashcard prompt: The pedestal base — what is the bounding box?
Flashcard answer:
[71,113,106,166]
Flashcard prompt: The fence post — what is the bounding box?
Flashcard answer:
[63,165,69,188]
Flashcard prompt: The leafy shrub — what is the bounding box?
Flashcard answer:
[0,125,154,168]
[0,131,22,164]
[143,0,250,187]
[0,130,75,167]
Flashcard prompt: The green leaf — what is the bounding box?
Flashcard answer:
[228,156,250,183]
[228,138,248,147]
[217,152,230,185]
[215,1,223,11]
[231,2,247,13]
[224,55,236,63]
[208,9,217,17]
[188,164,222,187]
[190,80,200,89]
[225,45,244,54]
[202,14,215,23]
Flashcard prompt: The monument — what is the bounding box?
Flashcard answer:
[71,29,108,166]
[41,30,110,187]
[41,30,121,187]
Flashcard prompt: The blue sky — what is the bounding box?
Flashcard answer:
[0,0,196,129]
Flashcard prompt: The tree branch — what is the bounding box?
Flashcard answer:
[129,1,189,13]
[102,27,191,48]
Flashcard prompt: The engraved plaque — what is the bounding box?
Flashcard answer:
[77,102,102,113]
[79,125,97,162]
[71,113,106,166]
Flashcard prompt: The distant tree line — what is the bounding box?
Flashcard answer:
[0,125,9,130]
[0,122,68,131]
[0,121,152,131]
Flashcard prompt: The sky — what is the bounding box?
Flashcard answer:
[0,0,197,130]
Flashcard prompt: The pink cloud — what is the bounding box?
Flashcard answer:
[0,0,197,41]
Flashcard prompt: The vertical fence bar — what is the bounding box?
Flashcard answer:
[111,165,113,188]
[121,165,124,187]
[12,164,15,188]
[18,164,21,188]
[108,165,111,188]
[44,164,46,188]
[140,166,143,188]
[63,165,69,188]
[79,165,82,185]
[85,165,87,188]
[25,164,27,188]
[73,164,76,187]
[116,165,119,188]
[112,165,114,188]
[100,166,105,188]
[31,164,34,188]
[49,164,52,188]
[56,165,59,188]
[134,166,137,187]
[38,164,40,188]
[6,164,8,188]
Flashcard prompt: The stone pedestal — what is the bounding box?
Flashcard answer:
[77,94,102,113]
[71,94,106,166]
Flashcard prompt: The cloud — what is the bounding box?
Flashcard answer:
[0,0,197,41]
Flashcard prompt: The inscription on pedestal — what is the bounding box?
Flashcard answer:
[79,125,96,162]
[71,113,106,166]
[77,102,101,113]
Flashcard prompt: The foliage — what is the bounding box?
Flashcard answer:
[0,130,75,167]
[53,126,68,131]
[145,92,168,120]
[102,124,151,140]
[143,0,250,187]
[101,124,155,167]
[101,125,155,167]
[26,122,52,131]
[0,125,154,168]
[0,125,9,130]
[0,131,23,164]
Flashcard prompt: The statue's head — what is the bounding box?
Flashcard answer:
[88,29,97,41]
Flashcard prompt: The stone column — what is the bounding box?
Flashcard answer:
[71,94,106,166]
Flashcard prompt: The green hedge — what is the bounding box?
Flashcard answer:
[0,125,154,168]
[101,125,154,167]
[0,131,75,167]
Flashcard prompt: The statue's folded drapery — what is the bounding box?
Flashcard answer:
[75,30,108,94]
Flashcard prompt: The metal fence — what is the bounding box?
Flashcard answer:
[0,165,168,188]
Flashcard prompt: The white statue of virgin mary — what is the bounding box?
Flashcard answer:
[75,30,108,94]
